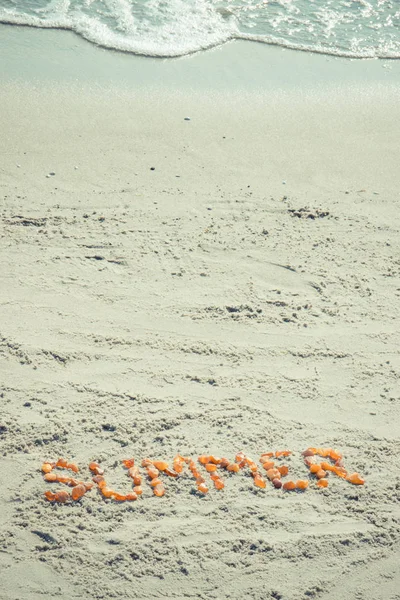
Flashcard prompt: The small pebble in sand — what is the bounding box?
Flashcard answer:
[184,117,191,121]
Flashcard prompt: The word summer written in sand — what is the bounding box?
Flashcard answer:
[41,447,365,504]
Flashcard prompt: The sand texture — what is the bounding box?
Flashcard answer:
[0,77,400,600]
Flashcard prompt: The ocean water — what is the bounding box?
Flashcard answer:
[0,0,399,59]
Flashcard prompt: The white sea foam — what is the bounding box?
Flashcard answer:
[0,0,399,58]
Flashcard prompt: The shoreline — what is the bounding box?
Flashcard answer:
[1,16,400,60]
[1,22,400,90]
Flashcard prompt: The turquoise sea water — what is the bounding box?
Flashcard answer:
[0,0,399,59]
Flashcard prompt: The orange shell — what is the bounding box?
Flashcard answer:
[164,467,178,477]
[44,491,56,502]
[261,460,275,471]
[302,449,315,457]
[101,487,115,498]
[266,468,281,481]
[133,486,143,495]
[317,479,329,488]
[209,456,222,465]
[150,478,162,487]
[173,461,184,474]
[88,462,104,475]
[122,458,135,469]
[329,450,342,461]
[57,458,68,468]
[315,448,330,458]
[198,455,211,464]
[253,475,266,489]
[235,452,246,462]
[320,461,331,471]
[152,461,169,471]
[113,493,127,501]
[227,463,240,473]
[41,463,53,474]
[205,463,217,473]
[197,483,209,494]
[321,462,348,478]
[141,458,153,468]
[316,470,327,480]
[57,476,71,485]
[333,468,348,479]
[71,484,86,501]
[346,473,365,485]
[214,479,225,490]
[247,461,258,473]
[125,492,138,501]
[282,481,296,490]
[310,464,321,474]
[153,484,165,497]
[147,467,159,480]
[277,465,289,477]
[92,475,105,485]
[44,472,57,482]
[295,480,309,490]
[67,463,79,473]
[54,490,69,503]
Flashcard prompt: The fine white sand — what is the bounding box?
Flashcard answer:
[0,25,400,600]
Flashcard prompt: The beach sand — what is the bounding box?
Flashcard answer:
[0,25,400,600]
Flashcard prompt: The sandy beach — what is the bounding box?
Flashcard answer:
[1,24,400,600]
